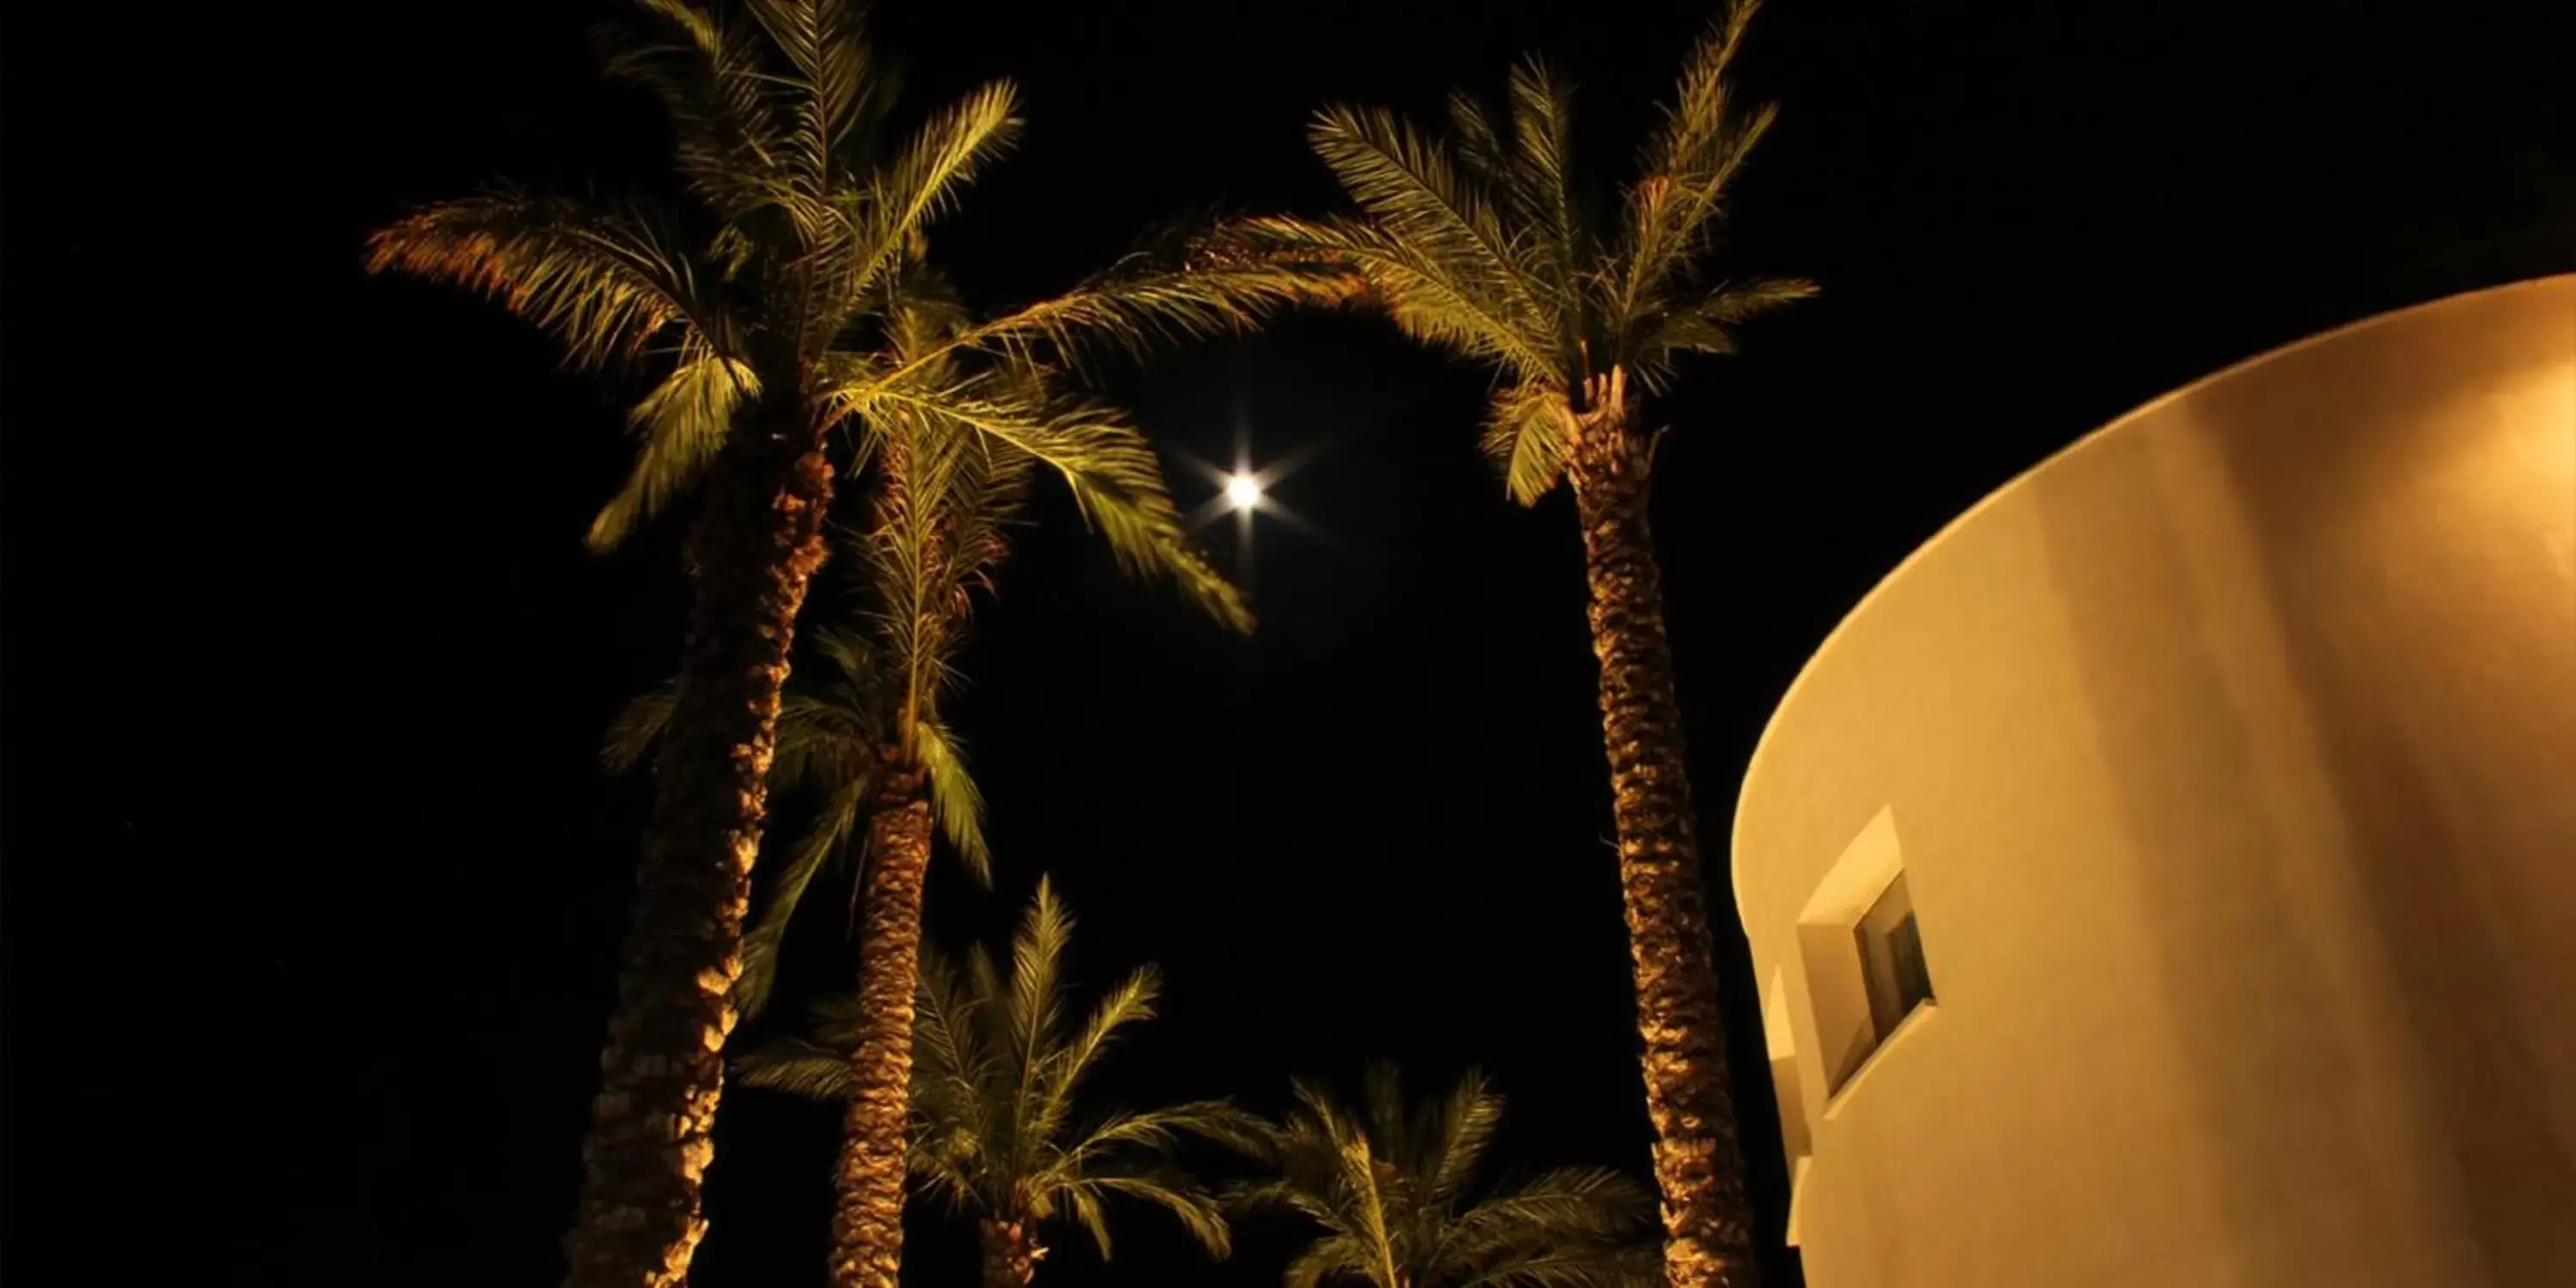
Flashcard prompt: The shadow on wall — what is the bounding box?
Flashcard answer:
[2208,301,2576,1278]
[2030,423,2371,1285]
[2034,283,2576,1281]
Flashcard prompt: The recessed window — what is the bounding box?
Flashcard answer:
[1795,808,1937,1097]
[1855,872,1934,1041]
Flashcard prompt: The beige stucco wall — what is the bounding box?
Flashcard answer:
[1729,276,2576,1286]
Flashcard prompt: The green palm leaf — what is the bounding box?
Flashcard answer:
[1234,1069,1654,1288]
[365,191,720,373]
[586,342,762,550]
[741,879,1250,1267]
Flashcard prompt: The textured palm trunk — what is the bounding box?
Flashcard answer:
[829,793,935,1288]
[562,404,836,1288]
[1565,374,1759,1288]
[977,1216,1045,1288]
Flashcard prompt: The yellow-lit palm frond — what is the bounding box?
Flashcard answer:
[735,772,869,1018]
[912,716,990,883]
[600,681,679,775]
[1307,105,1554,343]
[1230,1067,1658,1288]
[1479,378,1576,506]
[586,338,762,551]
[1627,273,1817,392]
[738,878,1259,1259]
[1611,0,1779,338]
[956,251,1367,376]
[596,0,788,223]
[1206,0,1806,507]
[1211,215,1555,377]
[734,1035,854,1097]
[839,81,1021,327]
[1502,59,1583,319]
[365,191,725,372]
[864,378,1249,632]
[740,0,847,195]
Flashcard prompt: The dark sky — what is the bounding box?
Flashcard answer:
[3,1,2571,1285]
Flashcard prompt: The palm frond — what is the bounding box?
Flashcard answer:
[739,0,834,196]
[1479,379,1574,506]
[957,253,1359,374]
[1449,1168,1651,1248]
[1064,1182,1117,1259]
[1503,58,1582,319]
[364,191,717,371]
[1005,878,1072,1090]
[1091,1175,1233,1259]
[1338,1131,1402,1288]
[1446,90,1506,189]
[1046,964,1159,1106]
[847,81,1021,309]
[914,717,992,884]
[1423,1069,1504,1206]
[877,880,1231,1266]
[913,943,996,1171]
[1361,1064,1408,1152]
[1287,1236,1384,1288]
[734,1036,854,1098]
[872,382,1251,631]
[1242,1070,1655,1288]
[1643,0,1765,185]
[586,342,761,550]
[599,681,679,773]
[914,944,989,1091]
[771,690,882,791]
[808,991,871,1048]
[738,772,870,1018]
[1447,1246,1662,1288]
[1617,0,1781,329]
[596,0,787,221]
[1308,105,1548,343]
[1210,216,1556,379]
[1645,274,1818,360]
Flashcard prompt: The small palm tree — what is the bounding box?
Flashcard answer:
[374,4,1296,1283]
[743,878,1259,1288]
[1203,5,1811,1282]
[1233,1066,1658,1288]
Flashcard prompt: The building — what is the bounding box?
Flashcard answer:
[1729,276,2576,1285]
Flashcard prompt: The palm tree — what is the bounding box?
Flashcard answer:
[371,4,1296,1284]
[1201,4,1812,1282]
[741,878,1260,1288]
[1232,1066,1660,1288]
[602,267,1255,1287]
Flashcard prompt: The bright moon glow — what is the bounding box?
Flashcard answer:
[1225,472,1263,509]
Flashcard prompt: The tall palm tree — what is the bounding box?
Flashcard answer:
[741,878,1260,1288]
[1202,5,1812,1282]
[371,4,1295,1284]
[603,267,1254,1287]
[1232,1066,1659,1288]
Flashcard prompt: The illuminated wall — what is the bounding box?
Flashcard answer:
[1728,276,2576,1286]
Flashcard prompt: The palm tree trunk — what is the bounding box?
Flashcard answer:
[1567,381,1760,1288]
[562,416,837,1288]
[977,1216,1045,1288]
[829,794,935,1288]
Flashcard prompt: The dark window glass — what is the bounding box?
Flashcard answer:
[1855,872,1935,1041]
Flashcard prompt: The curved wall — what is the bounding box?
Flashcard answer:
[1729,276,2576,1286]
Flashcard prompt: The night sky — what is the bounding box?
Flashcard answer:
[3,1,2571,1285]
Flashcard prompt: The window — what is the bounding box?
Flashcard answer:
[1795,808,1938,1098]
[1855,872,1934,1041]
